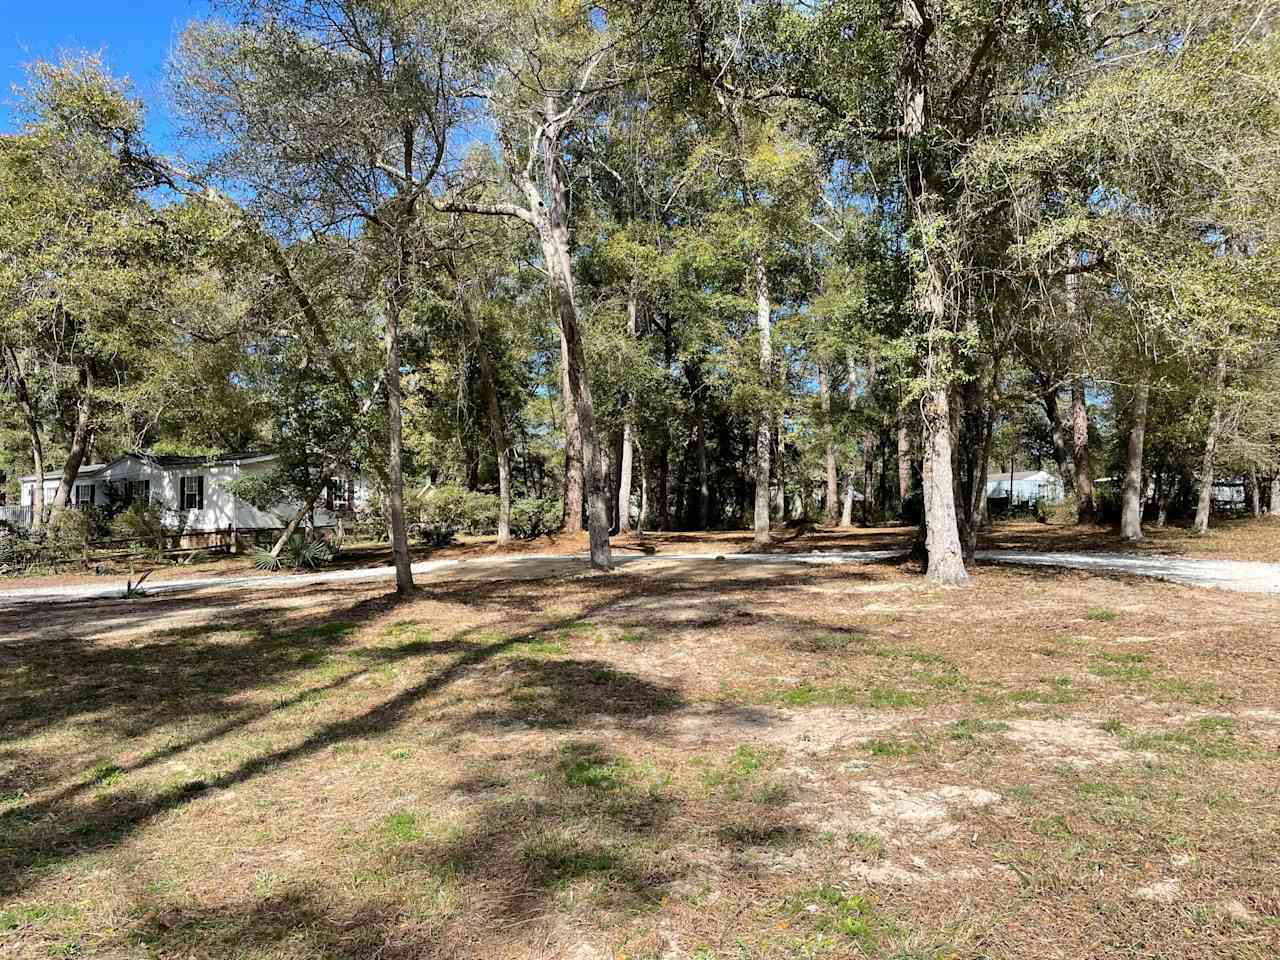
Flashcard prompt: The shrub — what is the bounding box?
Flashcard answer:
[510,497,561,539]
[253,531,337,572]
[42,508,103,558]
[109,499,170,553]
[414,485,499,537]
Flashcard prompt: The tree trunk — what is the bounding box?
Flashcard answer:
[1070,378,1096,524]
[973,370,998,537]
[1194,352,1227,535]
[529,140,609,570]
[5,345,46,532]
[752,252,773,548]
[269,470,330,559]
[1270,475,1279,515]
[1044,387,1075,499]
[384,299,415,593]
[617,297,638,533]
[637,443,648,534]
[773,423,787,521]
[52,367,95,511]
[840,481,855,527]
[922,386,969,585]
[559,326,585,534]
[1247,469,1262,519]
[897,421,911,506]
[1120,375,1150,542]
[861,360,878,526]
[819,362,839,525]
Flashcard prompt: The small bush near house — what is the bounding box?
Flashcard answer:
[41,508,105,558]
[109,499,171,555]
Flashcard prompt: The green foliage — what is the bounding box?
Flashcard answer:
[413,486,498,539]
[41,509,103,557]
[108,500,169,550]
[253,532,337,572]
[509,497,560,539]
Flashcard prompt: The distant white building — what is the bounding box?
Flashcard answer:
[986,469,1065,505]
[16,452,368,536]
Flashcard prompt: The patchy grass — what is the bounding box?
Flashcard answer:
[1,546,1278,959]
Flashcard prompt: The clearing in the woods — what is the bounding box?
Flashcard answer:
[2,540,1278,959]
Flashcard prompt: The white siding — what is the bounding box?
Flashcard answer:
[22,455,371,532]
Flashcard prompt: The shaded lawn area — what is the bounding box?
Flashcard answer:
[1,557,1278,959]
[980,515,1280,563]
[0,524,917,592]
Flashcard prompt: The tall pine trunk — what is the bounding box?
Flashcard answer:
[1120,374,1150,542]
[899,0,967,585]
[616,295,638,534]
[861,360,878,527]
[752,252,773,548]
[1194,352,1226,535]
[897,422,911,505]
[1044,387,1075,499]
[819,362,839,525]
[1070,378,1096,524]
[384,298,414,593]
[559,327,585,534]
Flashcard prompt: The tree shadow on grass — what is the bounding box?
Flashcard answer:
[0,576,693,900]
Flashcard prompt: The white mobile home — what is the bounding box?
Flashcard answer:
[17,452,368,536]
[985,469,1065,506]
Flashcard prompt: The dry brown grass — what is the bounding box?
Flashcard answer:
[1,555,1278,959]
[981,515,1280,563]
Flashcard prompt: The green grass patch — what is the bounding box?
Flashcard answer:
[791,632,869,653]
[558,742,635,792]
[695,745,791,804]
[864,735,930,758]
[520,830,627,883]
[89,762,124,788]
[1086,608,1120,623]
[782,886,878,954]
[379,809,423,844]
[1104,716,1248,760]
[762,683,929,709]
[950,718,1011,741]
[1090,651,1153,682]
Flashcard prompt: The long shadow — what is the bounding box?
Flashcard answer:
[0,587,408,747]
[1,559,885,901]
[0,577,675,899]
[100,732,817,958]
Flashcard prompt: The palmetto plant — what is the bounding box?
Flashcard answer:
[253,532,337,572]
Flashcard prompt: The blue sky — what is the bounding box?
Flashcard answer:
[1,0,212,143]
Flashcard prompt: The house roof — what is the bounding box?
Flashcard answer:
[21,451,276,482]
[123,451,276,467]
[990,470,1054,482]
[20,463,109,483]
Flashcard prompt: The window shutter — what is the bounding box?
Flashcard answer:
[197,475,205,510]
[89,484,96,505]
[180,476,187,508]
[325,479,335,512]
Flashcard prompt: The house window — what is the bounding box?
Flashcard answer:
[130,479,151,503]
[74,483,96,506]
[180,475,205,510]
